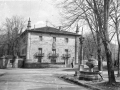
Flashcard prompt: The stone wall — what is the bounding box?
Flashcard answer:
[27,32,76,64]
[19,31,80,67]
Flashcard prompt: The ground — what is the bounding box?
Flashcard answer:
[0,68,91,90]
[60,62,120,90]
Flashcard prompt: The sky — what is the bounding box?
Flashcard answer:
[0,0,117,44]
[0,0,61,29]
[0,0,90,34]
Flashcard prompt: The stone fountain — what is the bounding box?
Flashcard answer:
[86,57,98,72]
[79,56,102,81]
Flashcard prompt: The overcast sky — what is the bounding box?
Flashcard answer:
[0,0,61,28]
[0,0,117,44]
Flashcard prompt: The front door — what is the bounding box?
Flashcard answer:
[51,58,56,64]
[65,59,68,67]
[38,48,42,63]
[38,57,42,63]
[65,49,69,67]
[51,49,56,63]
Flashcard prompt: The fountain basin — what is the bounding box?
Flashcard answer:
[79,71,102,81]
[86,58,98,72]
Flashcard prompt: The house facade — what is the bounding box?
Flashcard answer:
[19,19,81,68]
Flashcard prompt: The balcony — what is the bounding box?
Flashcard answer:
[48,53,59,59]
[61,54,71,60]
[34,52,44,58]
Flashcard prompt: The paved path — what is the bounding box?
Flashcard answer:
[0,68,90,90]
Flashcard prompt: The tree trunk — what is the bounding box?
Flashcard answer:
[96,31,102,71]
[103,42,116,83]
[117,45,120,76]
[115,20,120,76]
[103,0,116,83]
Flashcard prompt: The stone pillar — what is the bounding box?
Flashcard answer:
[27,18,31,30]
[75,24,79,64]
[13,56,19,68]
[3,58,5,68]
[26,18,31,63]
[78,36,84,71]
[26,32,31,63]
[75,36,84,76]
[0,56,5,68]
[75,36,79,64]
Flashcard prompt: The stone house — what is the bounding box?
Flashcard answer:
[19,19,81,68]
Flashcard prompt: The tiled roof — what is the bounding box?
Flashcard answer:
[21,26,81,37]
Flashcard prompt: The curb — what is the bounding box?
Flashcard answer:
[60,76,101,90]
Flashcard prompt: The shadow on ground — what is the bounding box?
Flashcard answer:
[90,82,120,90]
[28,87,83,90]
[62,68,78,72]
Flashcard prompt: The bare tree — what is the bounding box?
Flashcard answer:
[102,0,116,83]
[83,33,97,59]
[3,16,26,56]
[61,0,103,71]
[60,0,116,84]
[110,0,120,77]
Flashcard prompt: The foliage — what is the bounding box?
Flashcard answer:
[83,33,118,61]
[60,0,116,83]
[83,33,97,59]
[0,15,26,56]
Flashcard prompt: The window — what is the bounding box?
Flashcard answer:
[65,49,68,54]
[53,37,56,42]
[65,38,69,43]
[52,49,56,54]
[39,36,43,41]
[38,48,42,54]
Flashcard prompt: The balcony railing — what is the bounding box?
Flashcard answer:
[48,53,59,59]
[34,52,44,58]
[61,54,71,59]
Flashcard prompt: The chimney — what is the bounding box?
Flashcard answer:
[76,24,79,33]
[27,17,31,30]
[59,26,61,30]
